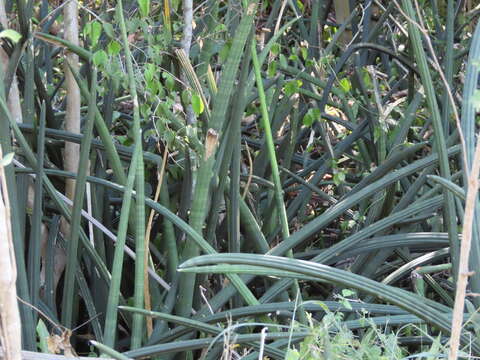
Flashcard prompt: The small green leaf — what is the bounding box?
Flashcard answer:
[140,104,151,118]
[191,93,204,116]
[300,47,308,60]
[144,63,156,83]
[303,108,320,126]
[284,80,303,97]
[0,152,14,167]
[36,319,49,353]
[342,289,355,297]
[333,171,345,186]
[107,40,122,55]
[362,70,372,88]
[285,348,300,360]
[163,72,175,91]
[103,23,115,38]
[309,300,330,313]
[339,298,353,310]
[85,21,102,48]
[146,80,160,95]
[271,43,281,55]
[181,90,190,106]
[303,113,314,127]
[267,61,277,78]
[214,24,227,33]
[0,29,22,43]
[339,78,351,93]
[296,0,304,11]
[138,0,150,17]
[93,50,108,66]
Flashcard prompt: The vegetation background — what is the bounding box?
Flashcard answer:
[1,0,480,359]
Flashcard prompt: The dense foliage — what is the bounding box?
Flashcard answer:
[1,0,480,359]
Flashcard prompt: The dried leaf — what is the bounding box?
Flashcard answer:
[205,129,218,160]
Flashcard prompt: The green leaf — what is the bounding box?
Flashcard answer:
[339,298,353,310]
[284,80,303,97]
[271,43,281,55]
[0,152,14,167]
[0,29,22,43]
[181,89,190,106]
[93,50,108,66]
[214,24,227,33]
[36,320,49,353]
[191,93,204,116]
[138,0,150,17]
[267,61,277,78]
[144,63,156,83]
[303,108,320,127]
[362,69,372,88]
[163,72,175,91]
[303,112,314,127]
[103,23,115,38]
[85,21,102,48]
[107,40,122,56]
[300,47,308,60]
[333,171,345,186]
[311,108,320,118]
[285,348,300,360]
[296,0,304,11]
[339,78,351,93]
[146,80,160,96]
[342,289,355,297]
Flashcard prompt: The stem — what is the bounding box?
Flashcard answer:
[250,38,289,240]
[116,0,145,349]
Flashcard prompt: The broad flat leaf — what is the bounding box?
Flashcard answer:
[103,23,114,38]
[285,348,300,360]
[284,80,302,97]
[107,40,121,55]
[85,21,102,47]
[144,63,156,83]
[191,93,204,116]
[93,50,108,66]
[339,78,351,93]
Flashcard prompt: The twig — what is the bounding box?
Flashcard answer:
[242,140,253,200]
[257,327,268,360]
[143,145,169,336]
[0,146,22,360]
[449,136,480,359]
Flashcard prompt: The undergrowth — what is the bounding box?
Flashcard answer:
[1,0,480,359]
